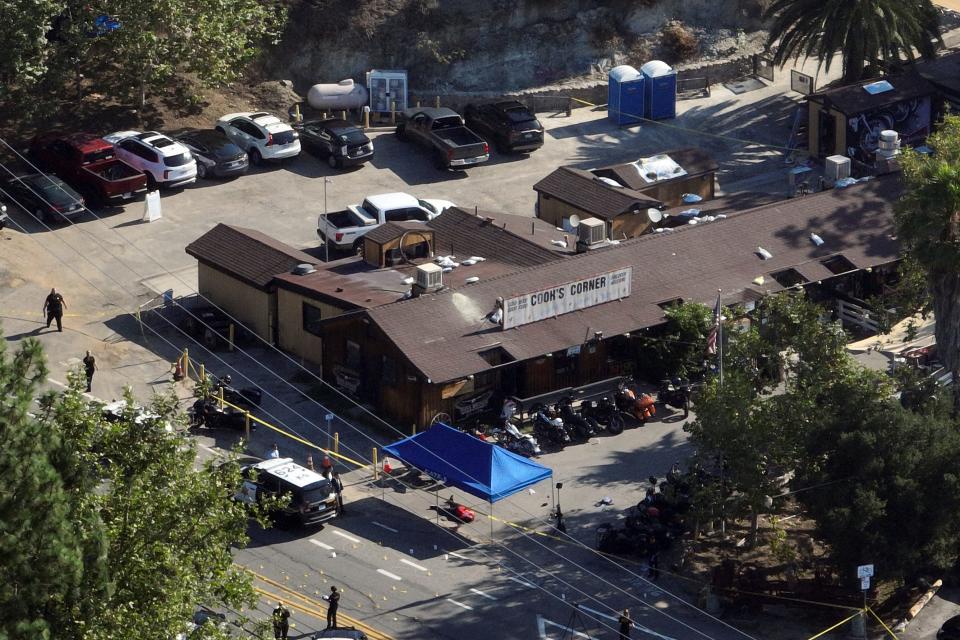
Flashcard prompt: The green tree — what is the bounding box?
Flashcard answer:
[0,337,106,640]
[895,114,960,415]
[0,0,64,104]
[637,301,713,381]
[764,0,941,82]
[1,330,266,639]
[92,0,286,110]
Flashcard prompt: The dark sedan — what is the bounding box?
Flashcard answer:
[298,118,373,169]
[3,173,85,224]
[175,129,248,179]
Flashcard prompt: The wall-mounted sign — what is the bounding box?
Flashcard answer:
[791,69,814,95]
[502,267,632,330]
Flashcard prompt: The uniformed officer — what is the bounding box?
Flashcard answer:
[43,288,66,332]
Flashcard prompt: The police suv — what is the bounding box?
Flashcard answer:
[236,458,339,527]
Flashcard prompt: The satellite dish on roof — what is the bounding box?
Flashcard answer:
[568,214,581,228]
[646,208,663,223]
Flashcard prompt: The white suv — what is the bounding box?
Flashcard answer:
[215,112,301,165]
[103,131,197,188]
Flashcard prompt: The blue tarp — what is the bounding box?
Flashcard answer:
[383,423,552,503]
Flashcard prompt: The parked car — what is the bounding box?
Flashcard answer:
[417,198,456,218]
[940,615,960,640]
[317,192,433,253]
[313,628,368,640]
[395,107,489,170]
[174,129,248,179]
[3,173,85,224]
[297,118,373,169]
[215,112,301,165]
[464,100,544,153]
[102,131,197,189]
[29,133,147,205]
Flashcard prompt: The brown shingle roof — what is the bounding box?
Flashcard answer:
[533,166,660,220]
[185,224,315,290]
[810,70,935,114]
[593,148,718,190]
[427,207,561,266]
[363,221,432,245]
[366,176,903,382]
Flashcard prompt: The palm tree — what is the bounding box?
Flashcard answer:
[765,0,942,82]
[895,115,960,415]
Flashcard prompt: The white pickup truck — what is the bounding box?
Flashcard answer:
[316,192,445,252]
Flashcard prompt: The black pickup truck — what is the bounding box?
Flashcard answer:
[395,107,490,170]
[464,100,544,154]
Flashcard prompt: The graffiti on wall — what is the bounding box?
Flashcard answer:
[846,96,931,162]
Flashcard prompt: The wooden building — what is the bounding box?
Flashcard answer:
[533,148,717,240]
[185,224,317,343]
[318,177,903,428]
[806,71,935,162]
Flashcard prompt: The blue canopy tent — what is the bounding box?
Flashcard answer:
[383,423,552,503]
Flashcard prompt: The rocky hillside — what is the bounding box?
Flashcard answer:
[263,0,772,93]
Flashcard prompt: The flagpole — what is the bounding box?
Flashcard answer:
[717,289,723,387]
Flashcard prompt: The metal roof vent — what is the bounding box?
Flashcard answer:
[412,263,443,297]
[292,263,316,275]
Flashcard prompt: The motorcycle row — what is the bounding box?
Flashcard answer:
[485,378,687,458]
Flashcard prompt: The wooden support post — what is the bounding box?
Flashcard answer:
[434,95,440,108]
[245,411,251,441]
[390,101,397,125]
[183,348,190,377]
[363,108,370,129]
[334,431,340,455]
[218,385,224,410]
[199,363,206,384]
[228,323,235,352]
[372,448,379,480]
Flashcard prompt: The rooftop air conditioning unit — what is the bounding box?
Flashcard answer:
[412,263,443,296]
[825,155,851,182]
[578,217,607,246]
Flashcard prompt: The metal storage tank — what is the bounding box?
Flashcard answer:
[608,65,644,126]
[641,60,677,120]
[307,79,369,111]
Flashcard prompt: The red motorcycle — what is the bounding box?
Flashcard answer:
[615,379,656,423]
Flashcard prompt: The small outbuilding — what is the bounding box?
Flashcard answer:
[807,71,935,162]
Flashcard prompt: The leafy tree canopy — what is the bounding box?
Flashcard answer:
[0,333,262,640]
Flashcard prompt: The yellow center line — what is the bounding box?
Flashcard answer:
[244,567,395,640]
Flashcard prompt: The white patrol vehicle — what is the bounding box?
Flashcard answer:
[236,457,338,527]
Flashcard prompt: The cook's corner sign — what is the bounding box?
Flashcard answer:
[501,267,632,330]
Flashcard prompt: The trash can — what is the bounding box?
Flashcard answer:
[608,65,644,126]
[641,60,677,120]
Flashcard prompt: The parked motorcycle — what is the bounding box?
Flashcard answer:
[581,395,625,435]
[211,374,262,409]
[657,378,690,412]
[557,395,598,440]
[490,419,542,457]
[189,397,249,430]
[615,378,656,424]
[531,404,571,448]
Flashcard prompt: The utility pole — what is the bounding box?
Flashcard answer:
[322,177,332,262]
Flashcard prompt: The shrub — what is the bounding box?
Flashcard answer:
[660,20,699,62]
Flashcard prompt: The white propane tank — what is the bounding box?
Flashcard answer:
[307,79,369,111]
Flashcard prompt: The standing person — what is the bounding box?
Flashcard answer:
[43,288,66,332]
[618,608,633,640]
[82,350,96,392]
[269,443,280,459]
[324,585,340,629]
[271,602,290,640]
[306,453,315,471]
[332,471,345,514]
[320,455,333,479]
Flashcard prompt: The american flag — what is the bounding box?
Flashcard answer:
[706,293,721,355]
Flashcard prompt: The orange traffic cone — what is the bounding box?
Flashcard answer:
[383,460,393,474]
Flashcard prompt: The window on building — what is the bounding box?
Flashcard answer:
[302,302,323,337]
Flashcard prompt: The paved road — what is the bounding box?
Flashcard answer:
[900,587,960,640]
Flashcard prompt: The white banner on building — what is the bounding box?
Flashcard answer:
[502,266,632,330]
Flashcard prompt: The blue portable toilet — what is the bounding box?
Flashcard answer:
[642,60,677,120]
[608,65,644,126]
